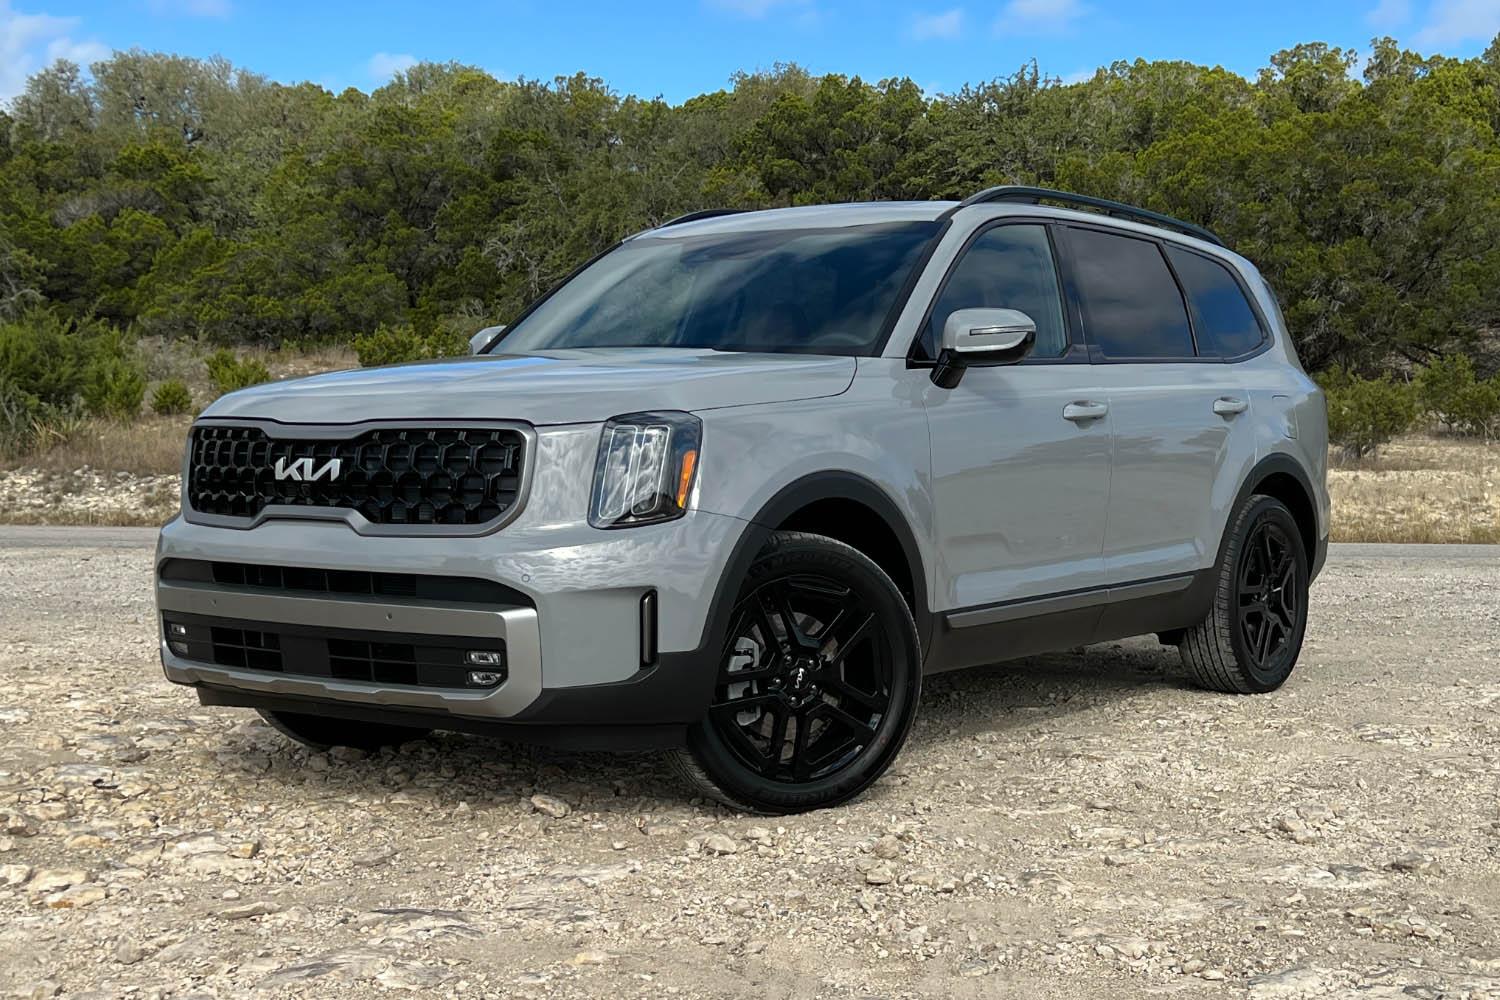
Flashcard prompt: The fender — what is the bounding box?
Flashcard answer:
[1227,451,1325,581]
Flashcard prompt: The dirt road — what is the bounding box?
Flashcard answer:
[1,528,1497,999]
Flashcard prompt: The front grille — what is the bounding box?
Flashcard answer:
[164,613,505,689]
[187,424,525,526]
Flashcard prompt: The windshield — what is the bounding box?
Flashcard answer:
[491,221,942,356]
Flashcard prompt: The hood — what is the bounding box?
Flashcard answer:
[201,348,856,426]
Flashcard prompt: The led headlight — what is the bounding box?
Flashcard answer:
[589,411,701,529]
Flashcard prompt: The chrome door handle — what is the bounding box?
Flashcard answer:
[1062,401,1109,422]
[1213,397,1248,416]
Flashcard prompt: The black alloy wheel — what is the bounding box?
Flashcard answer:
[1179,494,1309,694]
[670,531,921,813]
[1237,517,1300,673]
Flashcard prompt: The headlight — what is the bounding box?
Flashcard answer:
[589,411,701,529]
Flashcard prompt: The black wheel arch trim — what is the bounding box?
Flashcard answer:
[736,471,934,656]
[1230,452,1325,582]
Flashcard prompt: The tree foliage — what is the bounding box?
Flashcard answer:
[2,41,1499,374]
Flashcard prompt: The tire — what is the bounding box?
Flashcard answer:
[1179,494,1309,694]
[257,709,431,752]
[668,531,922,814]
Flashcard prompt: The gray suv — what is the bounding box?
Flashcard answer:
[156,186,1329,813]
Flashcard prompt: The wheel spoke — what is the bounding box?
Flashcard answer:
[822,612,876,665]
[817,699,877,741]
[764,704,790,776]
[763,585,807,649]
[822,673,884,712]
[789,711,811,781]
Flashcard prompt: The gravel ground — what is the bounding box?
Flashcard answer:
[1,529,1498,1000]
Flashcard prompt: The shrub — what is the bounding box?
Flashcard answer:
[354,323,466,368]
[82,355,147,419]
[1320,369,1418,459]
[1448,379,1500,439]
[1415,354,1477,430]
[205,349,272,396]
[0,308,92,410]
[150,378,194,416]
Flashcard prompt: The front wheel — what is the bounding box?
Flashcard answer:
[1179,494,1309,693]
[668,531,922,814]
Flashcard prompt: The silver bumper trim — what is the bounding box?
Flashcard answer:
[156,581,543,719]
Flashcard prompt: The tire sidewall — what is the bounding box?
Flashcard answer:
[686,533,922,813]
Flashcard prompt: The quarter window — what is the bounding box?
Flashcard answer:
[1166,247,1266,358]
[1068,228,1194,359]
[917,224,1069,361]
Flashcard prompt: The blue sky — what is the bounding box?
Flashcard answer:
[3,0,1499,104]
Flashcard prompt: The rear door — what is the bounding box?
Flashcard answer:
[919,221,1113,610]
[1057,225,1260,583]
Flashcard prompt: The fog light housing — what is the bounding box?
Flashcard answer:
[466,670,503,687]
[168,623,189,638]
[465,650,503,667]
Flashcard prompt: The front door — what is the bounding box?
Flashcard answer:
[919,222,1112,612]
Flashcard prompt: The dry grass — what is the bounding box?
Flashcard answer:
[1,415,191,476]
[1328,432,1500,544]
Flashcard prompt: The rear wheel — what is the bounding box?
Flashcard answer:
[1179,494,1309,693]
[258,709,431,752]
[669,531,921,814]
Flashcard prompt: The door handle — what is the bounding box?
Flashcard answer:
[1063,401,1109,422]
[1213,397,1249,416]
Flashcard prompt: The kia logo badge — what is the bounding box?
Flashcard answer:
[273,457,342,482]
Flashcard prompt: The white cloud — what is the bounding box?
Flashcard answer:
[912,7,964,39]
[1412,0,1500,47]
[367,51,417,81]
[146,0,231,16]
[994,0,1090,35]
[1059,66,1095,84]
[705,0,809,18]
[1365,0,1411,29]
[0,1,108,103]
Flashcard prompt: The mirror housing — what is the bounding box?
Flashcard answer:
[469,324,506,355]
[931,308,1036,388]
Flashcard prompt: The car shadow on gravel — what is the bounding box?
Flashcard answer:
[226,638,1190,815]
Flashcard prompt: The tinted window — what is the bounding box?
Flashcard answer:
[494,222,941,356]
[1068,228,1194,359]
[1166,247,1265,357]
[919,224,1068,360]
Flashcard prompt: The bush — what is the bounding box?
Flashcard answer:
[1448,379,1500,439]
[0,308,94,410]
[1320,369,1418,459]
[150,378,194,416]
[205,349,272,396]
[354,323,466,368]
[1415,355,1477,430]
[82,355,146,419]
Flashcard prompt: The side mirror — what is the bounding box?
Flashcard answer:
[931,308,1036,389]
[469,324,506,355]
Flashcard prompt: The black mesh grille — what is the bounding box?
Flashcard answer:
[187,425,524,526]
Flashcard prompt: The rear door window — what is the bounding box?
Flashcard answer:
[1067,228,1195,360]
[1166,247,1266,358]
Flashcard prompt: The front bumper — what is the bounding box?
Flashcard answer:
[154,506,748,730]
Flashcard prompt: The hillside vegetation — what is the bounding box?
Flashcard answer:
[2,39,1500,461]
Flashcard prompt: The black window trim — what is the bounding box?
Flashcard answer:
[1163,242,1273,364]
[904,216,1089,368]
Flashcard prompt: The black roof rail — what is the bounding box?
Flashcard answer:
[657,208,748,229]
[953,185,1225,247]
